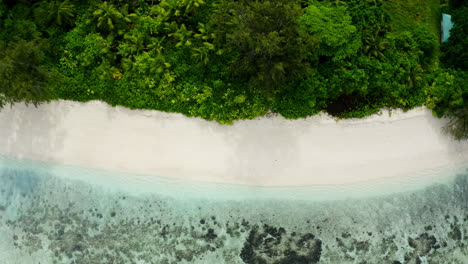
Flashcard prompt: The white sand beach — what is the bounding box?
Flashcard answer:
[0,100,467,187]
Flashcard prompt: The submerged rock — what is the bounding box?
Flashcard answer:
[240,225,322,264]
[408,233,437,256]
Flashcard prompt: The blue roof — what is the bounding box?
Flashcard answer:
[441,13,454,43]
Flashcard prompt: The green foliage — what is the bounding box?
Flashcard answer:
[411,26,438,68]
[383,0,441,37]
[300,1,360,61]
[34,0,76,27]
[362,30,388,59]
[0,1,7,18]
[217,0,316,94]
[425,69,468,140]
[1,0,459,130]
[90,1,135,34]
[435,2,468,139]
[426,70,461,112]
[440,6,468,70]
[0,38,54,108]
[273,74,328,118]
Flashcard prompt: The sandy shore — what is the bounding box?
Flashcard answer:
[0,100,467,186]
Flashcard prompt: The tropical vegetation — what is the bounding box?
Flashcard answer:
[0,0,466,138]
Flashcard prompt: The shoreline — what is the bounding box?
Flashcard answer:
[1,155,467,201]
[1,100,467,187]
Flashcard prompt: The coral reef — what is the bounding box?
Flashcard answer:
[0,169,467,263]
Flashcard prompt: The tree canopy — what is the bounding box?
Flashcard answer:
[0,0,465,139]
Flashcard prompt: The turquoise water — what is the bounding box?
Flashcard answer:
[0,156,467,263]
[1,156,466,201]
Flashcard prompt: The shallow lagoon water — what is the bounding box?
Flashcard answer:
[0,156,467,263]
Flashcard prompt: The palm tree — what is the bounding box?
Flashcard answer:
[191,42,214,65]
[92,2,137,35]
[181,0,205,15]
[164,22,194,47]
[404,64,423,88]
[34,0,76,26]
[92,2,123,32]
[363,30,388,59]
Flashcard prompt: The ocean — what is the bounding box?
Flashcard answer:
[0,156,467,263]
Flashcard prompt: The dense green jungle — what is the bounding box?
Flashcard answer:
[0,0,466,138]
